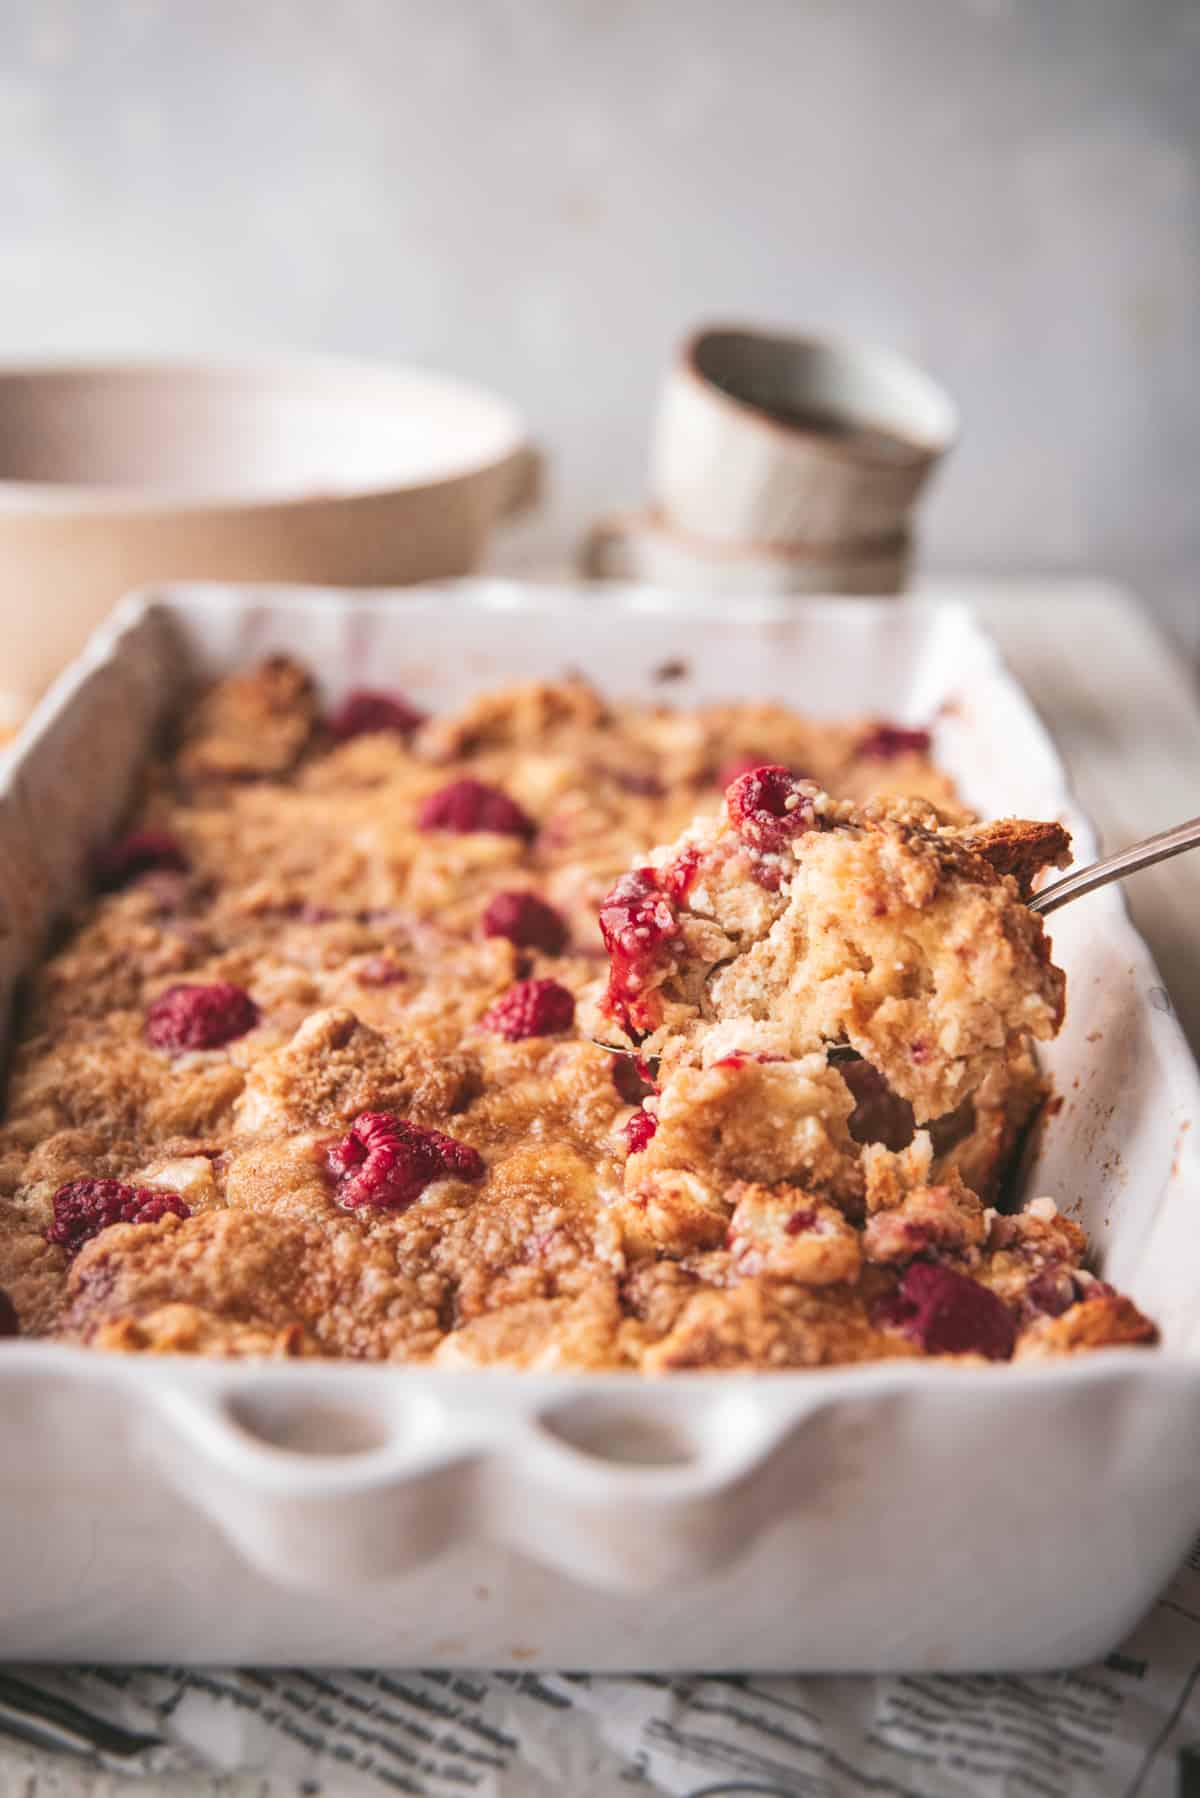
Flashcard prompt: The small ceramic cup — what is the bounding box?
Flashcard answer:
[580,508,910,596]
[651,324,957,548]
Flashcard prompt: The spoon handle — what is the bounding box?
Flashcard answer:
[1029,814,1200,916]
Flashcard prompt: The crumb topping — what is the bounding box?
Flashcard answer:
[0,662,1154,1367]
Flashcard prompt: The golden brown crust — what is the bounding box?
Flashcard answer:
[960,818,1073,899]
[639,1276,917,1372]
[861,1175,987,1264]
[177,655,319,782]
[1015,1293,1159,1358]
[0,660,1151,1369]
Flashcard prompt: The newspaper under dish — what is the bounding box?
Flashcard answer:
[2,1543,1200,1797]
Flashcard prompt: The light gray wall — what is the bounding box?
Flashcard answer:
[0,0,1196,646]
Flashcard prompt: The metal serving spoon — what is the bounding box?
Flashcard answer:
[591,814,1200,1058]
[1027,813,1200,915]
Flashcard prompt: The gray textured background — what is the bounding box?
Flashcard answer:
[0,0,1196,647]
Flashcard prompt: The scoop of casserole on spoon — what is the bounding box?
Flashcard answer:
[589,771,1198,1101]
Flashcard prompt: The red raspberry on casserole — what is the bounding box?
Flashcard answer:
[417,778,534,839]
[481,890,568,955]
[1025,1268,1080,1319]
[145,982,260,1051]
[96,828,190,890]
[481,977,575,1041]
[856,722,932,761]
[715,753,770,793]
[326,688,426,741]
[875,1261,1016,1360]
[326,1111,485,1212]
[597,867,680,1035]
[46,1179,190,1258]
[659,847,702,904]
[715,754,809,795]
[623,1107,658,1154]
[724,765,819,854]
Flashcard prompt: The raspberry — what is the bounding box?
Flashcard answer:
[96,829,189,890]
[716,754,768,792]
[481,977,575,1040]
[660,848,701,903]
[145,982,259,1051]
[0,1289,17,1336]
[725,765,818,853]
[624,1108,658,1154]
[857,723,932,761]
[1025,1269,1076,1318]
[326,1111,484,1212]
[785,1208,818,1235]
[327,688,425,741]
[876,1262,1015,1360]
[715,753,808,793]
[46,1179,189,1257]
[598,868,680,1033]
[417,778,534,839]
[482,890,568,955]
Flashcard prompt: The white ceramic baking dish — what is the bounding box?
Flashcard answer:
[0,582,1196,1674]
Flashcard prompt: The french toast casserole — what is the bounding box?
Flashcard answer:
[0,657,1157,1368]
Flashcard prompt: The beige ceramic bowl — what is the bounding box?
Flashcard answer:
[0,357,536,703]
[651,324,956,548]
[581,507,909,595]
